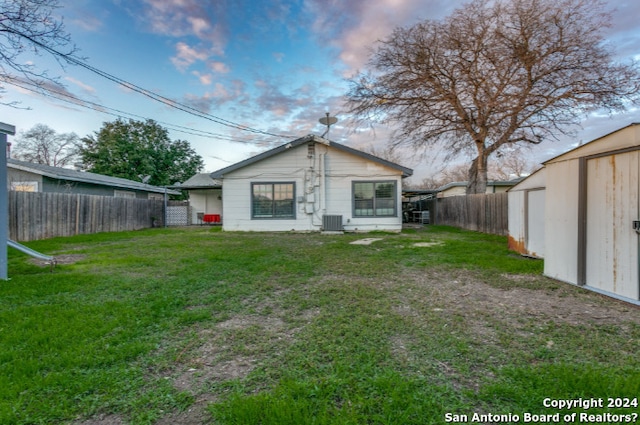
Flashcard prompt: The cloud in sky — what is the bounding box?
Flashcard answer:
[138,0,227,57]
[209,61,230,74]
[191,71,212,86]
[64,76,96,94]
[170,42,211,71]
[8,0,640,177]
[304,0,455,74]
[182,79,250,112]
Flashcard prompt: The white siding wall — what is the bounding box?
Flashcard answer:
[540,124,640,303]
[543,160,581,284]
[526,189,546,258]
[189,189,222,223]
[507,190,526,252]
[221,142,404,232]
[507,169,546,257]
[585,152,639,300]
[7,169,43,191]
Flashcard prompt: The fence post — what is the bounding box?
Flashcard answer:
[0,123,16,280]
[163,187,167,228]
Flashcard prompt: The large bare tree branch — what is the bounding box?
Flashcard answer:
[346,0,640,193]
[0,0,80,106]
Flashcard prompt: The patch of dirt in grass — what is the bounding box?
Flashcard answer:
[73,413,124,425]
[413,242,444,248]
[173,351,257,393]
[410,269,640,328]
[391,268,640,392]
[153,396,216,425]
[216,315,286,332]
[29,253,86,267]
[169,306,317,396]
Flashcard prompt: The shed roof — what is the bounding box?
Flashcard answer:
[210,134,413,179]
[543,122,640,165]
[7,158,179,195]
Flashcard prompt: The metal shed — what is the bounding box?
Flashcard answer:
[507,168,546,258]
[543,123,640,304]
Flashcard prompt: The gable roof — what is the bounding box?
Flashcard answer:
[174,173,222,189]
[543,122,640,165]
[7,158,179,195]
[210,134,413,179]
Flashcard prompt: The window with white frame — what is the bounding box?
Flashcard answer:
[353,181,397,217]
[251,182,295,219]
[10,181,38,192]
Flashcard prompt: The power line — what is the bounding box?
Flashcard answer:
[2,75,276,145]
[1,24,295,139]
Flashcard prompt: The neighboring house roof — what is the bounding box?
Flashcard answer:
[7,158,179,195]
[173,173,222,189]
[403,189,439,198]
[436,178,523,192]
[210,134,414,179]
[507,168,546,192]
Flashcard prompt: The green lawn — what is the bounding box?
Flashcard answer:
[1,226,638,424]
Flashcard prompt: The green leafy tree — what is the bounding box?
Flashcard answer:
[346,0,640,194]
[79,119,204,186]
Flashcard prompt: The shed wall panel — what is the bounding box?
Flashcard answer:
[586,152,639,300]
[507,190,526,254]
[544,161,580,284]
[526,189,546,258]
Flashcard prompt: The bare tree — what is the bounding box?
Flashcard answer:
[346,0,640,194]
[489,146,540,180]
[12,123,79,167]
[420,163,472,189]
[361,144,408,165]
[0,0,79,105]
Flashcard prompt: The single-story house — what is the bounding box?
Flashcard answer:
[508,123,640,304]
[209,134,413,232]
[436,179,522,197]
[7,158,178,199]
[173,173,222,224]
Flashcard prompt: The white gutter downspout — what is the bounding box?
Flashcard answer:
[320,149,326,216]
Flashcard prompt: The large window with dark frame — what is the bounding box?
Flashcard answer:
[353,181,397,217]
[251,182,295,219]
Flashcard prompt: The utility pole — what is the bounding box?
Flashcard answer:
[0,122,16,280]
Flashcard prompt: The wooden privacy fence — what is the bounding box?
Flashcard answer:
[434,193,508,235]
[8,191,164,242]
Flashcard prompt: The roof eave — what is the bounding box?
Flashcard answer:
[8,160,178,195]
[210,134,413,178]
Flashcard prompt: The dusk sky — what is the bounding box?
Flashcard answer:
[3,0,640,184]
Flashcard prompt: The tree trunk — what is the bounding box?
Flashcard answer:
[466,154,489,194]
